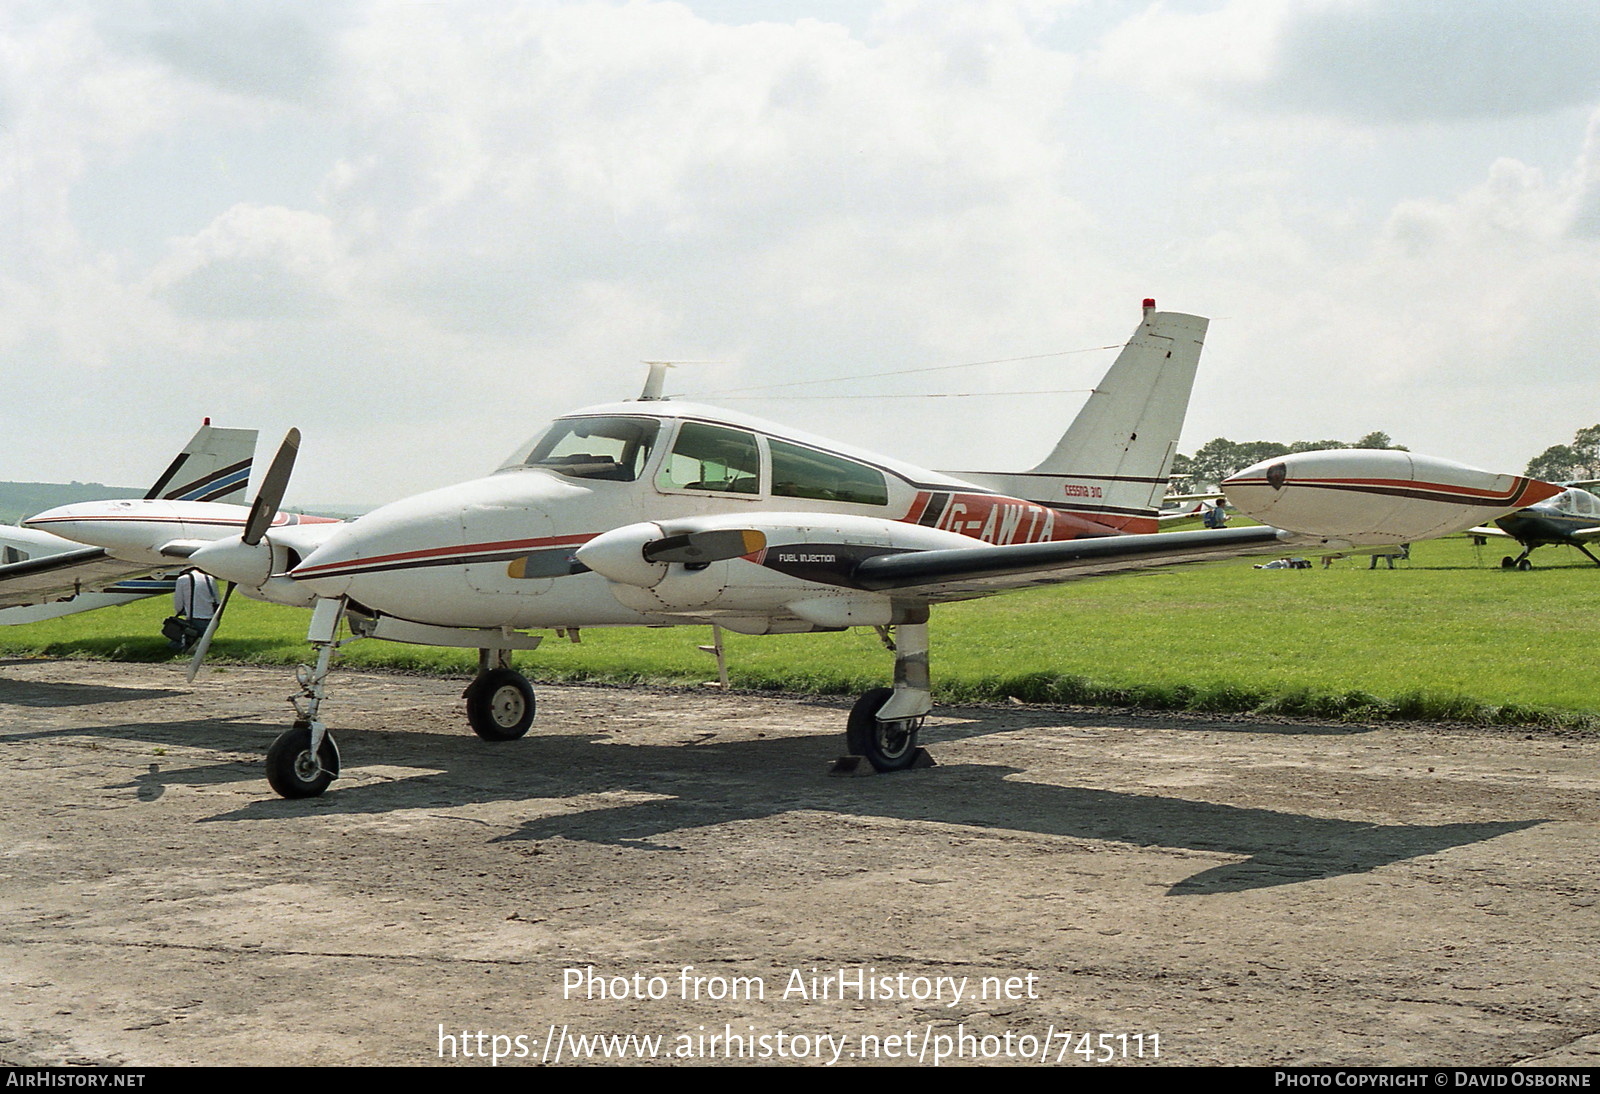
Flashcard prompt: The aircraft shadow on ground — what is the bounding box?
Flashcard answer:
[923,707,1380,740]
[0,675,186,708]
[112,711,1536,898]
[5,703,1542,896]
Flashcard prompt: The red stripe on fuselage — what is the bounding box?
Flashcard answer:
[291,532,594,579]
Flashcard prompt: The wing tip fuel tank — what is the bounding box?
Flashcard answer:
[1223,449,1561,543]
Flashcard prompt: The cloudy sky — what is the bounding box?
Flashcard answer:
[5,0,1600,506]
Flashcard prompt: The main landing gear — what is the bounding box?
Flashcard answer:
[464,650,536,741]
[1502,543,1600,570]
[841,616,933,773]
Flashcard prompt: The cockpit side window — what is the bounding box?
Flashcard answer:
[513,416,660,482]
[657,422,761,495]
[770,438,889,506]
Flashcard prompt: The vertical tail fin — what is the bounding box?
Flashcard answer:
[949,303,1207,531]
[144,423,259,504]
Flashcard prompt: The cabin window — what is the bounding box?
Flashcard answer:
[507,416,660,482]
[770,438,888,506]
[657,422,761,495]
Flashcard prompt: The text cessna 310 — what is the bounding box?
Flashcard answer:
[26,302,1560,799]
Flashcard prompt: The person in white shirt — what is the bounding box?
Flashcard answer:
[168,568,219,650]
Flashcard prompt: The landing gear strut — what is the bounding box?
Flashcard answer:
[844,615,932,772]
[464,648,536,740]
[266,597,347,799]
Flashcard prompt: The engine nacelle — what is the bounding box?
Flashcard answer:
[1223,450,1560,543]
[576,513,978,621]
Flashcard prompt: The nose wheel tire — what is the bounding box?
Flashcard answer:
[846,687,923,772]
[265,724,339,799]
[465,668,536,741]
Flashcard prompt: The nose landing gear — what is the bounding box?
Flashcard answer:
[264,597,349,798]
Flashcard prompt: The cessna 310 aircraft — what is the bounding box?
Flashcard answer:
[27,302,1560,799]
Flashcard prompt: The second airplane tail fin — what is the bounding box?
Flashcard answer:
[144,422,258,504]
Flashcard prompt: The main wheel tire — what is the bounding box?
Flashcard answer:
[1517,558,1533,571]
[265,724,338,799]
[846,686,922,772]
[465,668,536,741]
[1501,557,1516,569]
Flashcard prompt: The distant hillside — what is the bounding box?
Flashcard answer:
[0,481,142,526]
[0,482,368,526]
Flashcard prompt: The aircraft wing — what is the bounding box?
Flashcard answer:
[1466,525,1512,539]
[851,526,1293,601]
[0,536,159,610]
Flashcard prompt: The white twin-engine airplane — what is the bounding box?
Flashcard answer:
[0,422,259,624]
[26,302,1559,799]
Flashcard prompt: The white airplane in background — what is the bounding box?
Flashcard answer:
[0,423,259,624]
[27,302,1560,799]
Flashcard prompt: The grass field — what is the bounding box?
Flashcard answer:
[3,533,1598,729]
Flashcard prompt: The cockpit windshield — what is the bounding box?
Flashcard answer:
[499,416,660,482]
[1557,488,1600,517]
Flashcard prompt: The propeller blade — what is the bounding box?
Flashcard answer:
[184,581,235,683]
[243,428,301,546]
[642,528,766,565]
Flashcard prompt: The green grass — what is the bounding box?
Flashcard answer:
[4,534,1598,729]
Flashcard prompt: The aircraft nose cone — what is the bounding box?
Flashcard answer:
[23,503,98,539]
[21,499,184,559]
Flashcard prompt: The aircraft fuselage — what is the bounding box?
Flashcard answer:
[285,401,1140,631]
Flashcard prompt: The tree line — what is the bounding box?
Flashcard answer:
[1173,432,1405,490]
[1524,426,1600,483]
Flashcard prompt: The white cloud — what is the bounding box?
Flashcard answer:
[150,203,347,320]
[5,0,1600,503]
[1095,0,1600,125]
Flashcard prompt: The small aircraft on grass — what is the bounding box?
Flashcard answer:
[1467,485,1600,569]
[26,302,1559,799]
[0,423,259,624]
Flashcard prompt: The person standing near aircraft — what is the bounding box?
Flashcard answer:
[167,568,218,650]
